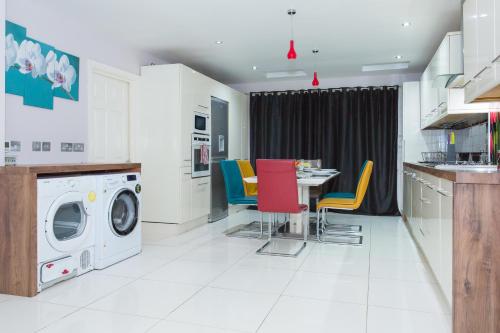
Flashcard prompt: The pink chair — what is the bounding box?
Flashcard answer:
[255,159,309,257]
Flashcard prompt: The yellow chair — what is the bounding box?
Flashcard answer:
[316,160,373,241]
[237,160,258,196]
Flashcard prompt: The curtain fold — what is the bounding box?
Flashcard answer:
[250,87,399,216]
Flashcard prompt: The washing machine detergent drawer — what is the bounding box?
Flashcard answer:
[40,257,76,285]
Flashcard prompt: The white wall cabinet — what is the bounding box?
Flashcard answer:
[403,166,452,307]
[131,64,249,224]
[420,31,500,129]
[463,0,500,102]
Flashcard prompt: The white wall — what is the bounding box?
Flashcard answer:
[230,72,421,93]
[0,0,5,166]
[5,0,167,165]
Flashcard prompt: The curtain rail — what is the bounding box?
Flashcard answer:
[251,85,399,96]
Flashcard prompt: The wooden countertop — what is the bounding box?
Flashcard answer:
[403,162,500,185]
[0,163,141,176]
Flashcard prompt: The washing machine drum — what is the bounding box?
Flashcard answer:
[45,192,90,253]
[109,189,139,236]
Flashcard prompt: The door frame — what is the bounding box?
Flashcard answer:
[87,60,139,162]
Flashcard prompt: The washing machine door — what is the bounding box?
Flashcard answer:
[109,189,139,236]
[45,192,91,252]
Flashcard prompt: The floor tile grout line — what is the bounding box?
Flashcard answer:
[161,228,266,325]
[364,219,372,333]
[365,303,453,316]
[253,236,316,333]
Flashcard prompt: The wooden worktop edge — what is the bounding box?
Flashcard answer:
[403,162,500,184]
[0,163,141,175]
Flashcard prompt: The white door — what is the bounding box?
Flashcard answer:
[89,72,130,162]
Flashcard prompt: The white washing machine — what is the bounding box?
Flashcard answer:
[95,172,142,269]
[37,175,97,292]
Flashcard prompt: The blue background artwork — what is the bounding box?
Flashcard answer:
[5,20,80,110]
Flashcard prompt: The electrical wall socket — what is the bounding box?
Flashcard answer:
[32,141,42,152]
[42,142,51,152]
[5,156,16,166]
[61,142,73,152]
[73,143,85,152]
[10,141,21,152]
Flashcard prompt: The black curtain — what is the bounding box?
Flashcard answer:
[250,87,399,216]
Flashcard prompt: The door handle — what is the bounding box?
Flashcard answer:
[197,182,209,186]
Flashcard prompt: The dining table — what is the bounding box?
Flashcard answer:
[243,169,341,236]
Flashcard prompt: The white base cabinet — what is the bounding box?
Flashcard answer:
[403,166,453,307]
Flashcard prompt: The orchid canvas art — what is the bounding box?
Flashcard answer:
[5,21,79,110]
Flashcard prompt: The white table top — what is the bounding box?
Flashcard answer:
[244,171,340,187]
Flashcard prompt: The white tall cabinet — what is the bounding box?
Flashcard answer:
[131,64,249,225]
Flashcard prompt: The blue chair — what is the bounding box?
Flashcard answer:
[220,160,262,237]
[220,160,257,205]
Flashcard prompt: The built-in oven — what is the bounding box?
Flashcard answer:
[192,133,211,178]
[194,112,210,135]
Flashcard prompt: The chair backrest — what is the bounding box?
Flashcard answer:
[237,160,258,196]
[220,160,245,203]
[256,159,300,213]
[354,160,373,208]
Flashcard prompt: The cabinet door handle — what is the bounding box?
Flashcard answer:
[437,189,452,197]
[197,182,209,186]
[420,197,431,205]
[473,66,490,79]
[419,228,425,236]
[197,104,208,109]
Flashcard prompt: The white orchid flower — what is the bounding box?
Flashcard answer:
[5,34,18,70]
[16,40,46,78]
[46,54,77,92]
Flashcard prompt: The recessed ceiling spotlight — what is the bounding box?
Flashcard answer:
[215,40,224,45]
[394,55,403,60]
[402,21,411,28]
[252,66,258,71]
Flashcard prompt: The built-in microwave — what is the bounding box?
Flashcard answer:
[194,112,210,135]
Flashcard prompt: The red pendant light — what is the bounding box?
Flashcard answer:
[312,49,320,87]
[287,40,297,60]
[287,9,297,60]
[312,72,319,86]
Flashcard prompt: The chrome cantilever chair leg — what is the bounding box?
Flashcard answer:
[256,210,307,257]
[316,208,322,242]
[259,212,264,238]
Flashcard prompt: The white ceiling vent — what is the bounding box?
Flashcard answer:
[362,62,409,72]
[266,70,307,79]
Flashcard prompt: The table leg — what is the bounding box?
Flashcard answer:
[289,186,309,236]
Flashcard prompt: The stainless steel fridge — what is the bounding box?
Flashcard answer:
[209,97,229,222]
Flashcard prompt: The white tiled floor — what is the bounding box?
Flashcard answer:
[0,210,451,333]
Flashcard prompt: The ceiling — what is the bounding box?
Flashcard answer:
[31,0,461,84]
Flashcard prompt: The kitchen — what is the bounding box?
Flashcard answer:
[0,1,499,333]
